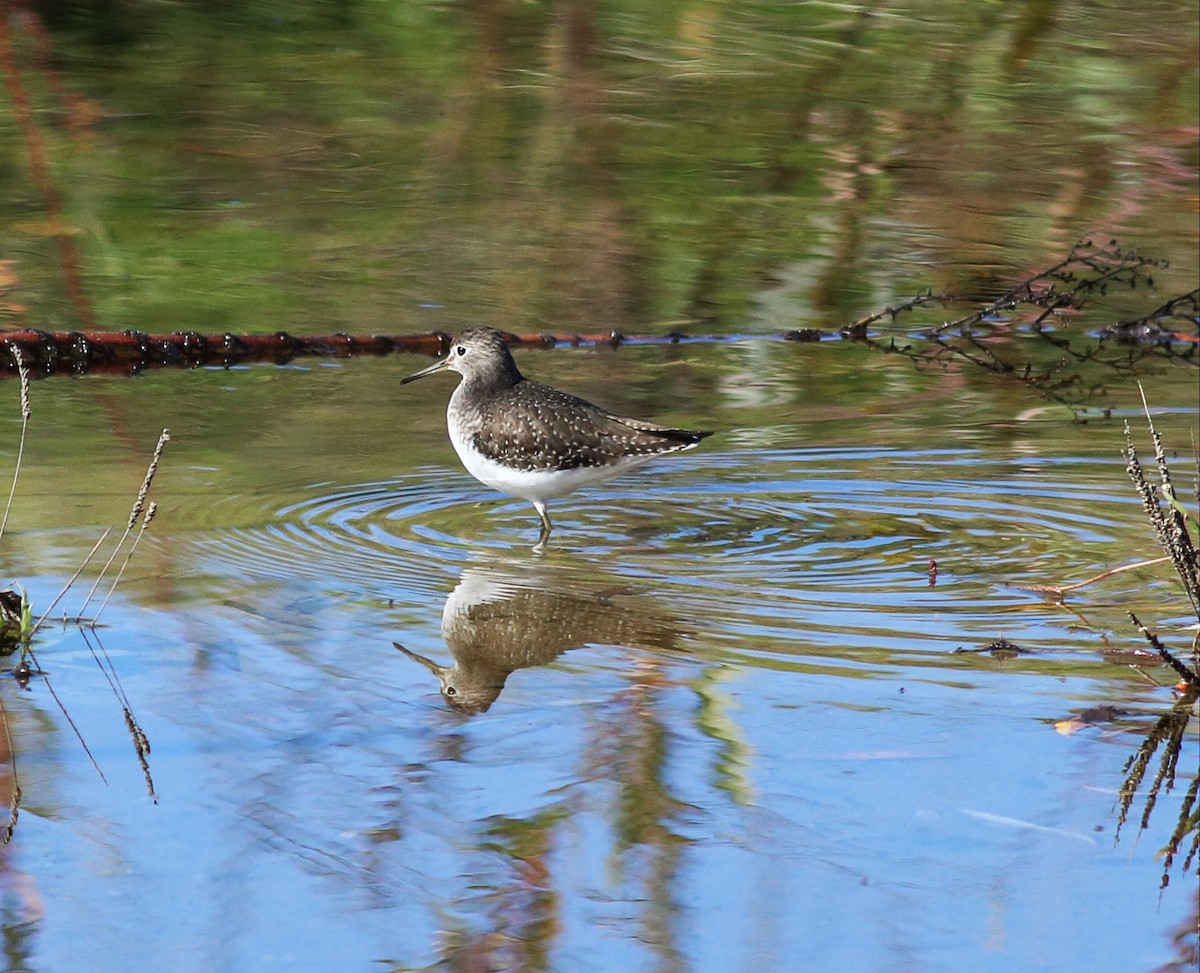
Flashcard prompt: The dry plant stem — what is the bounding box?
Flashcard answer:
[128,430,169,530]
[1128,611,1199,687]
[77,535,129,615]
[28,527,111,638]
[1124,427,1200,628]
[0,346,31,544]
[79,428,169,615]
[1137,385,1200,616]
[92,502,156,625]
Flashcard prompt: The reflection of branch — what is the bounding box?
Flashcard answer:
[1163,774,1199,879]
[906,331,1098,405]
[1115,688,1198,890]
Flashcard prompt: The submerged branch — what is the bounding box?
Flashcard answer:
[1014,556,1172,599]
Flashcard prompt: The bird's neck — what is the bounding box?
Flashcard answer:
[461,363,523,398]
[448,368,523,428]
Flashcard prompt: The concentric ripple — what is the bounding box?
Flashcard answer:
[185,469,482,597]
[177,445,1167,671]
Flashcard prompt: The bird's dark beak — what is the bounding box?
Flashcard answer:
[393,641,449,677]
[400,357,449,385]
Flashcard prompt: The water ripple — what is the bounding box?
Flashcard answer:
[179,446,1163,663]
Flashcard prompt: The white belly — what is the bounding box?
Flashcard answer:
[451,437,652,503]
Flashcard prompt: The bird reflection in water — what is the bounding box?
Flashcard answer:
[394,564,684,714]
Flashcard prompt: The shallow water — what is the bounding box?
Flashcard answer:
[2,354,1196,973]
[0,3,1198,972]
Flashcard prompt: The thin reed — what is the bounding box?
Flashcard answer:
[1114,390,1200,889]
[1123,391,1200,683]
[0,346,31,544]
[79,428,169,617]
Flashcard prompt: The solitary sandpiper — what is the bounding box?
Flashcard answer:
[401,327,712,544]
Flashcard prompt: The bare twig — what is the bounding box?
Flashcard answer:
[1137,384,1200,616]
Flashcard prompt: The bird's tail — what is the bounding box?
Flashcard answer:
[614,417,713,445]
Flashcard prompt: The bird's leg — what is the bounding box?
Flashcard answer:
[532,500,552,546]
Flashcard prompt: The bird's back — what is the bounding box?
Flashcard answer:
[452,378,710,473]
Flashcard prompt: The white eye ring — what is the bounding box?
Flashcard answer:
[456,345,467,356]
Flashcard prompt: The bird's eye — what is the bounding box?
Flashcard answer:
[445,686,457,696]
[456,345,467,356]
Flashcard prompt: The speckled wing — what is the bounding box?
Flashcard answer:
[471,380,711,472]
